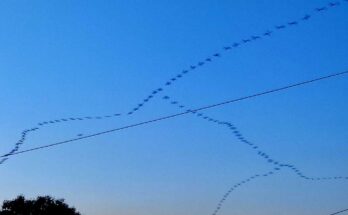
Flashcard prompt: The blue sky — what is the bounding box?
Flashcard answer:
[0,0,347,214]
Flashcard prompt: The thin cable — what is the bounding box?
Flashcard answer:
[2,0,346,164]
[1,70,347,159]
[329,209,348,215]
[162,94,348,215]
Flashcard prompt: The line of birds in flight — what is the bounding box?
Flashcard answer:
[1,1,348,214]
[161,95,348,215]
[1,0,346,166]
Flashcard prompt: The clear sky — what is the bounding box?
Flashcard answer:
[0,0,347,214]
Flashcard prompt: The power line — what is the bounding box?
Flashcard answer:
[1,70,347,159]
[329,208,348,215]
[162,95,348,181]
[2,0,346,165]
[162,94,348,215]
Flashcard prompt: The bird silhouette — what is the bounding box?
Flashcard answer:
[302,14,311,20]
[263,30,272,36]
[232,43,239,47]
[288,21,298,25]
[275,25,286,29]
[316,7,327,11]
[251,35,260,40]
[329,2,339,7]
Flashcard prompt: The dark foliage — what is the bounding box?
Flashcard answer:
[0,195,80,215]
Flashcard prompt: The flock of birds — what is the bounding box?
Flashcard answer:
[161,95,348,215]
[1,1,347,214]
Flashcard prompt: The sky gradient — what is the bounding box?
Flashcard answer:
[0,0,348,214]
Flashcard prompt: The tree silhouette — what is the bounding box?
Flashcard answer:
[0,195,80,215]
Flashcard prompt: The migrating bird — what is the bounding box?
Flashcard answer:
[205,58,212,62]
[223,46,231,50]
[182,70,188,74]
[302,14,311,20]
[190,65,196,69]
[232,42,239,47]
[288,21,298,25]
[213,53,220,57]
[263,30,272,36]
[165,82,171,85]
[315,7,327,11]
[328,2,339,7]
[198,62,204,66]
[242,39,251,43]
[162,96,169,99]
[275,25,286,29]
[251,35,260,40]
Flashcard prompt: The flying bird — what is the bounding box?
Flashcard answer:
[263,30,272,36]
[315,7,327,11]
[275,25,286,29]
[288,21,298,25]
[251,35,260,40]
[223,46,231,50]
[302,14,311,20]
[213,53,220,57]
[232,42,239,47]
[329,2,339,7]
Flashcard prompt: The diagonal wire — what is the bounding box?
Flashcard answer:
[161,94,348,215]
[2,0,347,164]
[329,208,348,215]
[1,70,347,161]
[162,94,348,181]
